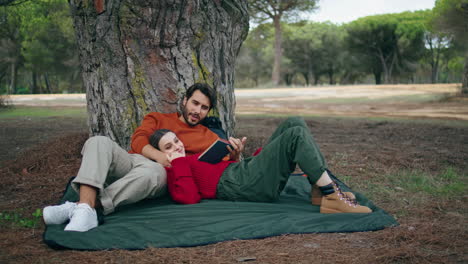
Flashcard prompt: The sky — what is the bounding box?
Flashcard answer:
[307,0,436,24]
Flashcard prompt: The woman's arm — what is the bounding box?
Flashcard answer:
[166,157,201,204]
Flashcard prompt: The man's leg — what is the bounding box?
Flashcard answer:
[218,126,326,202]
[217,126,371,213]
[266,116,309,144]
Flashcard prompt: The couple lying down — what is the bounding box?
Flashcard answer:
[43,117,371,234]
[42,84,370,234]
[151,117,371,213]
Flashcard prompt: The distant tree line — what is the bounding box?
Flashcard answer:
[1,0,466,94]
[0,0,81,94]
[238,0,468,92]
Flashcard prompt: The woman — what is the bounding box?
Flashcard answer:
[150,117,372,214]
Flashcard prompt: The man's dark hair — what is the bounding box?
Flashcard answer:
[149,129,172,150]
[185,83,217,110]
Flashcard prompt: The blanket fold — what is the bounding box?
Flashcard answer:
[43,175,398,250]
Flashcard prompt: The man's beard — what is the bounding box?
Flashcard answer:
[182,104,201,127]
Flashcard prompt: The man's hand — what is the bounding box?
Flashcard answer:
[227,136,247,162]
[167,151,186,162]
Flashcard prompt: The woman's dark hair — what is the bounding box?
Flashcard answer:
[185,83,217,110]
[149,129,173,150]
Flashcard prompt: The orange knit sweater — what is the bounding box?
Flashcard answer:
[130,112,219,155]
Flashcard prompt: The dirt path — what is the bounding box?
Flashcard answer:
[7,83,468,120]
[235,84,468,120]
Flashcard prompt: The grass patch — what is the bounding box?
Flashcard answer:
[0,209,42,229]
[351,167,467,218]
[0,106,86,119]
[388,167,466,198]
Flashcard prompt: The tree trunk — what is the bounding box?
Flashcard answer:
[272,16,282,86]
[374,71,382,85]
[69,0,249,149]
[43,73,51,93]
[328,68,334,85]
[462,56,468,94]
[430,45,441,84]
[302,72,309,86]
[313,73,320,85]
[9,61,17,94]
[31,71,40,94]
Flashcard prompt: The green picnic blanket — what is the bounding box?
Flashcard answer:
[43,175,398,250]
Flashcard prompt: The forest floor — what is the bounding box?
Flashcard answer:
[0,84,467,263]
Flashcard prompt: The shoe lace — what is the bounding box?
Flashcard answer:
[334,183,358,207]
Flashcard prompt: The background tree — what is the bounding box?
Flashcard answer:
[0,4,23,94]
[0,0,81,94]
[282,22,320,85]
[21,0,80,93]
[432,0,468,93]
[249,0,317,86]
[69,0,249,149]
[235,23,273,87]
[346,12,426,84]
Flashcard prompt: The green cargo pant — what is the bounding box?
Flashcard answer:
[217,117,327,202]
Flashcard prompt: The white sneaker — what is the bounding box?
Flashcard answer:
[64,203,98,232]
[43,201,77,225]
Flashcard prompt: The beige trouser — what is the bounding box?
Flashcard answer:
[71,136,167,215]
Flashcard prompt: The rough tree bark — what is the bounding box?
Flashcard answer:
[69,0,249,149]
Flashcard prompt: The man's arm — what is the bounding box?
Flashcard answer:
[141,144,171,167]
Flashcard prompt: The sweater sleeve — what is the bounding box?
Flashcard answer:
[130,113,159,154]
[166,157,202,204]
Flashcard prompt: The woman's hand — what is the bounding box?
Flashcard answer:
[167,151,186,163]
[154,151,171,167]
[227,137,247,162]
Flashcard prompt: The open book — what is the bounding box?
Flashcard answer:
[198,139,232,164]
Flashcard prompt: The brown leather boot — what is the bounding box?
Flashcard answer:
[311,183,356,206]
[318,183,372,213]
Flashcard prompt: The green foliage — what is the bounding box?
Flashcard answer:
[432,0,468,47]
[283,21,347,85]
[345,11,428,84]
[249,0,318,23]
[0,208,43,229]
[0,0,82,94]
[237,6,465,87]
[235,23,274,87]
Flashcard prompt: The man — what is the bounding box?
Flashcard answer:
[43,83,245,232]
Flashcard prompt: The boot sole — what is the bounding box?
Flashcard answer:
[320,207,342,214]
[321,207,372,214]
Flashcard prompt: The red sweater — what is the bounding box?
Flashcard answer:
[166,154,236,204]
